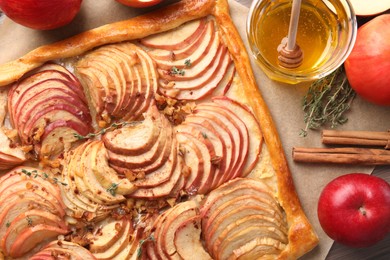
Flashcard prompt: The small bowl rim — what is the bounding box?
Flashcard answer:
[246,0,358,83]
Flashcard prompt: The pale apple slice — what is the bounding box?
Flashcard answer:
[90,218,126,253]
[201,179,283,226]
[12,81,86,129]
[0,129,26,170]
[131,137,176,188]
[1,210,68,256]
[174,128,214,194]
[106,121,165,169]
[32,240,96,260]
[76,66,106,117]
[152,20,217,71]
[196,102,249,179]
[102,107,161,155]
[82,57,119,115]
[98,48,137,119]
[108,111,173,176]
[193,106,239,186]
[0,181,65,218]
[183,117,227,190]
[108,43,157,122]
[174,215,212,260]
[204,197,286,251]
[213,96,263,176]
[39,120,90,156]
[159,44,225,90]
[61,145,119,221]
[203,194,286,239]
[7,224,69,258]
[176,132,204,194]
[78,142,127,204]
[90,141,136,195]
[113,228,144,260]
[232,237,286,259]
[90,50,126,116]
[128,154,183,199]
[141,19,206,50]
[0,167,65,210]
[158,200,199,258]
[212,63,235,97]
[215,216,288,257]
[77,43,153,123]
[150,20,209,62]
[92,217,133,260]
[130,47,158,119]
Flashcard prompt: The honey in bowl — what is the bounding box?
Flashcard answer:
[247,0,357,84]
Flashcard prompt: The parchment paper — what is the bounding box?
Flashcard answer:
[0,1,389,259]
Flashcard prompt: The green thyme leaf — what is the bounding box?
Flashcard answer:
[170,66,185,76]
[184,59,191,67]
[21,169,67,186]
[106,182,121,196]
[301,66,356,137]
[26,217,33,226]
[74,121,142,140]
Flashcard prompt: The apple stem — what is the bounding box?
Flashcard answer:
[359,206,367,216]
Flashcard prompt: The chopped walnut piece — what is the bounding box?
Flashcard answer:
[32,126,45,142]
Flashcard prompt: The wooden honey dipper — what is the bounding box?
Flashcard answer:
[277,0,304,68]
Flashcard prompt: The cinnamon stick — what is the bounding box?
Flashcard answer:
[322,130,390,149]
[292,147,390,165]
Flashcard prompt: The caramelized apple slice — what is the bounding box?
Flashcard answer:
[141,19,206,50]
[30,240,96,260]
[174,215,212,260]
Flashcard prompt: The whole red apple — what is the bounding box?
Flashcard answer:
[318,173,390,247]
[0,0,82,30]
[115,0,162,8]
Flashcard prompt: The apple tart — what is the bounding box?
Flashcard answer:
[0,0,318,259]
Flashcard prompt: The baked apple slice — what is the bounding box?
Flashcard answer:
[0,167,68,258]
[75,42,158,125]
[61,143,123,221]
[200,178,288,259]
[141,18,207,50]
[0,129,26,170]
[174,215,212,260]
[30,240,96,260]
[7,63,92,158]
[213,96,263,175]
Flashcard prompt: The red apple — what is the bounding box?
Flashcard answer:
[318,173,390,247]
[0,0,82,30]
[115,0,162,8]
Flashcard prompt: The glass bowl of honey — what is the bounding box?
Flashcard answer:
[247,0,357,84]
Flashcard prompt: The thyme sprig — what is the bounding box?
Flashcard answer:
[137,234,155,259]
[300,66,356,137]
[106,182,121,196]
[21,168,67,186]
[170,66,185,76]
[26,217,33,227]
[73,121,142,140]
